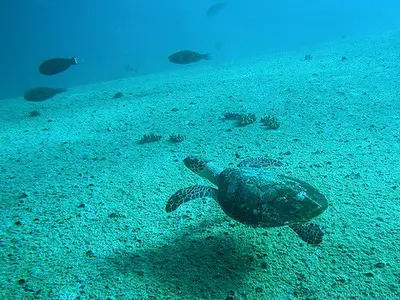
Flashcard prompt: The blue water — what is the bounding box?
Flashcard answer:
[0,0,399,100]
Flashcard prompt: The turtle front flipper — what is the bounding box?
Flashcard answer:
[289,223,324,245]
[166,185,218,213]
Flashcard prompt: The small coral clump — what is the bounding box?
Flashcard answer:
[260,115,280,130]
[237,113,256,126]
[169,134,185,143]
[223,112,242,120]
[139,133,162,144]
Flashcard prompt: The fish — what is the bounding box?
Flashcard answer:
[23,87,66,101]
[39,57,78,75]
[124,65,137,72]
[168,50,210,64]
[206,2,228,17]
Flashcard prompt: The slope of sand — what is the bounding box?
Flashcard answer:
[0,31,399,299]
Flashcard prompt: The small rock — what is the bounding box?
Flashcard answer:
[113,92,124,99]
[311,162,324,168]
[108,212,126,219]
[85,250,96,257]
[374,262,386,268]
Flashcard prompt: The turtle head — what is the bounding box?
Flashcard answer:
[183,156,222,185]
[184,156,208,174]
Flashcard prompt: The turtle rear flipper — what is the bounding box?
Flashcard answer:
[166,185,218,212]
[289,223,324,245]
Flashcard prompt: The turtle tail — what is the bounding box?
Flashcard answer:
[166,185,218,213]
[289,223,324,245]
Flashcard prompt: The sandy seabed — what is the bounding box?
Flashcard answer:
[0,31,399,299]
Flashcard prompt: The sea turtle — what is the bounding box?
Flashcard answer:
[166,156,328,245]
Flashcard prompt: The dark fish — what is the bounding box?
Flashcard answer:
[39,57,78,75]
[24,87,66,101]
[168,50,210,64]
[206,2,227,17]
[124,65,137,72]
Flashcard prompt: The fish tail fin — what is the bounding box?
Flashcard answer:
[70,57,78,65]
[202,54,211,60]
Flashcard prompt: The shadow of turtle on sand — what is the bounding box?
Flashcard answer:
[102,230,259,298]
